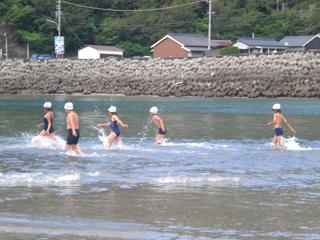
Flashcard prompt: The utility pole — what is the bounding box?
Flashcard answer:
[277,0,279,12]
[56,0,61,37]
[208,0,212,51]
[4,32,8,59]
[55,0,63,58]
[27,42,30,59]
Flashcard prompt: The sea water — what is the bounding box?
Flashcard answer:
[0,95,319,239]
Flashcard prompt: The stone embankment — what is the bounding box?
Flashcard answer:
[1,53,320,97]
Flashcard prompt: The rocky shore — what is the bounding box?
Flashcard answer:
[1,52,320,97]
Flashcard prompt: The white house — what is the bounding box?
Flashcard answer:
[78,45,123,59]
[233,38,286,54]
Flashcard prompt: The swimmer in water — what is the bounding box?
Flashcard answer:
[149,106,167,145]
[268,103,296,147]
[64,102,82,154]
[37,102,55,139]
[96,106,128,148]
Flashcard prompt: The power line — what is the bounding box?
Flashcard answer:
[112,21,202,28]
[66,19,204,28]
[61,0,203,12]
[63,14,268,29]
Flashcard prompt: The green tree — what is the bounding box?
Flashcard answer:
[1,0,320,57]
[219,46,240,55]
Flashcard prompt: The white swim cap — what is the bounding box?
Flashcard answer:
[150,106,158,114]
[108,106,117,113]
[272,103,281,110]
[43,102,52,108]
[64,102,74,110]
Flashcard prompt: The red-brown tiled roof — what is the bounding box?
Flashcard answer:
[213,40,233,46]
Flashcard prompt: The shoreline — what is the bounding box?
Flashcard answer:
[0,93,318,101]
[1,53,320,98]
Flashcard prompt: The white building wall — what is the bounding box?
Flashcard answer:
[78,47,100,59]
[233,42,250,50]
[99,50,123,56]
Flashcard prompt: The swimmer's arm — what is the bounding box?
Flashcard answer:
[97,122,110,127]
[113,116,128,128]
[283,117,296,134]
[158,118,165,131]
[267,115,276,126]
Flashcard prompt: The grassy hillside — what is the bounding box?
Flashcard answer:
[0,0,319,57]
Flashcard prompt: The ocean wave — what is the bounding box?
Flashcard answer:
[151,176,241,186]
[0,171,100,187]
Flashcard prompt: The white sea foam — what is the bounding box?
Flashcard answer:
[162,141,229,150]
[268,137,318,151]
[31,135,66,150]
[0,171,81,187]
[152,176,241,186]
[64,150,100,158]
[284,137,316,151]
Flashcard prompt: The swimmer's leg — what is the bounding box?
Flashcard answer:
[115,136,122,145]
[48,133,56,140]
[44,133,58,149]
[65,144,72,152]
[156,134,165,145]
[108,132,117,148]
[275,136,285,148]
[279,136,286,148]
[71,145,82,155]
[39,130,48,137]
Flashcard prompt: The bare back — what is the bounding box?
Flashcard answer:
[273,112,284,128]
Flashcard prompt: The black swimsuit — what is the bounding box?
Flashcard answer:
[66,129,80,145]
[158,127,167,135]
[43,115,55,133]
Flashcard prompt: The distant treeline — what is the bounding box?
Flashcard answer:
[0,0,319,57]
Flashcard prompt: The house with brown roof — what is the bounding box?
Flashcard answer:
[151,33,232,58]
[78,45,123,59]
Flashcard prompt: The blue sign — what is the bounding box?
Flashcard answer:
[54,36,64,55]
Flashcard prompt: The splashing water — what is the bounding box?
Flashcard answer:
[93,104,100,113]
[284,137,315,151]
[137,118,152,146]
[31,135,66,150]
[266,137,317,151]
[93,127,109,148]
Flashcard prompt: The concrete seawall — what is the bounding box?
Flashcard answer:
[1,53,320,97]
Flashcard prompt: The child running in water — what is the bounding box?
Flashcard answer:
[37,102,55,139]
[64,102,82,155]
[149,106,167,145]
[97,106,128,148]
[268,103,296,147]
